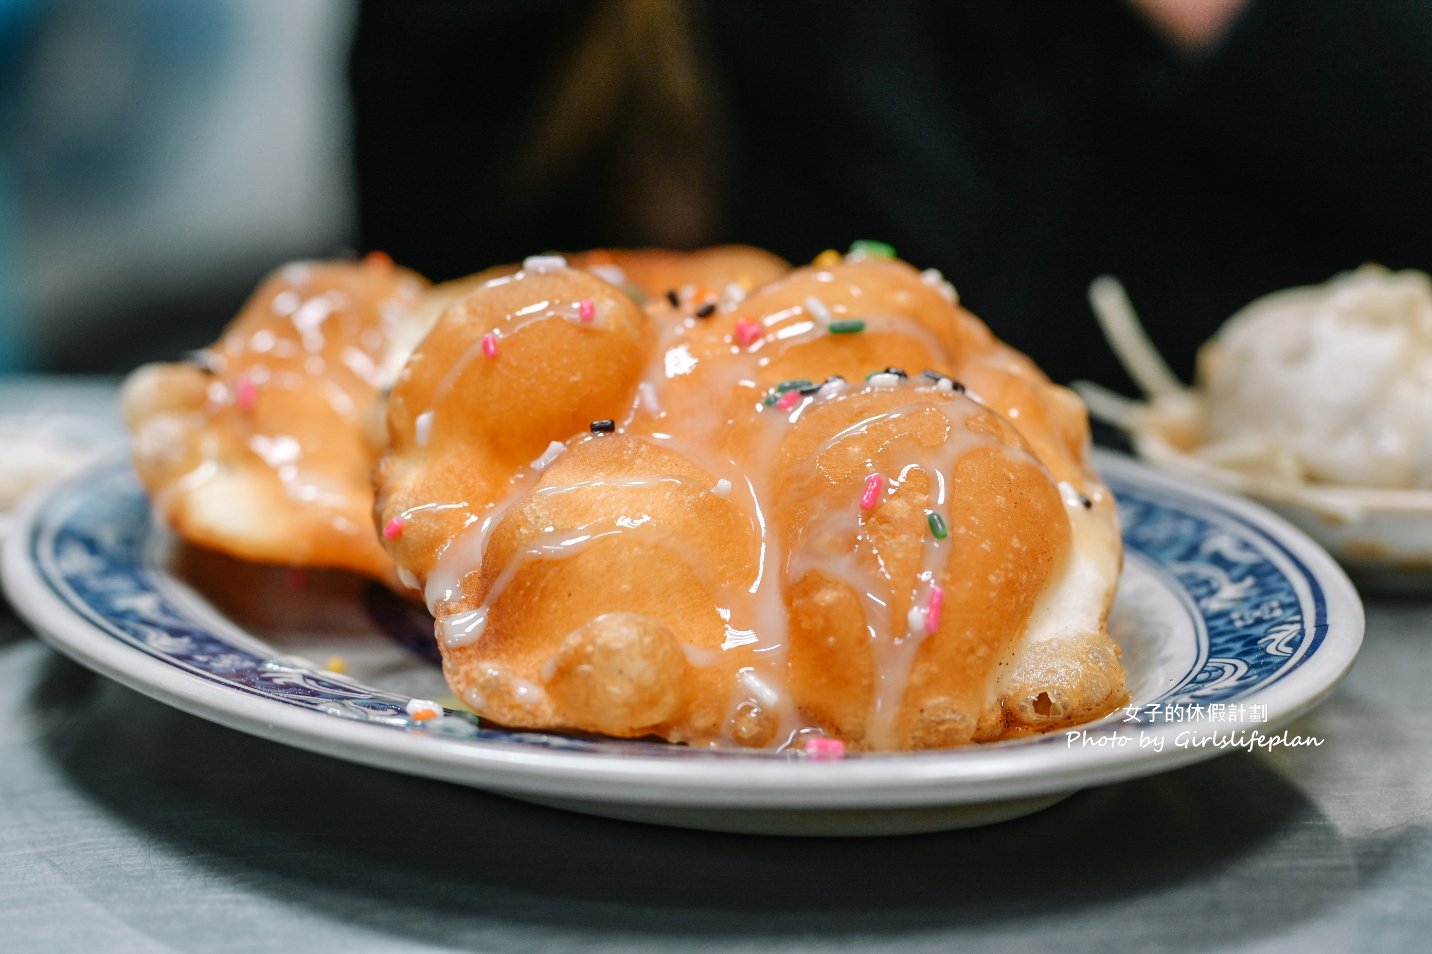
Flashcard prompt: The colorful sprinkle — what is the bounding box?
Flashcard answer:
[235,374,257,412]
[867,372,902,388]
[860,473,885,510]
[804,737,846,760]
[481,332,499,359]
[363,250,392,268]
[590,419,616,433]
[848,239,896,259]
[925,585,945,634]
[414,410,434,447]
[324,655,346,673]
[828,319,866,335]
[284,569,308,591]
[921,369,966,393]
[523,254,566,272]
[665,289,680,307]
[804,295,833,324]
[926,511,948,539]
[588,264,625,286]
[383,516,406,540]
[775,390,801,411]
[577,298,596,323]
[776,379,814,393]
[813,249,841,268]
[734,317,763,347]
[712,478,732,497]
[695,302,716,318]
[405,698,443,721]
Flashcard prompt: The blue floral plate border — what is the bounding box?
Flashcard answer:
[2,451,1363,835]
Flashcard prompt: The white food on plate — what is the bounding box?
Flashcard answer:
[1196,265,1432,488]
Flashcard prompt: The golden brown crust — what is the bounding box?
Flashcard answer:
[375,247,1126,750]
[123,258,428,581]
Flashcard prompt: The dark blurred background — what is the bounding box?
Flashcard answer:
[3,0,1431,393]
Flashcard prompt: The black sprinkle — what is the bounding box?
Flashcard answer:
[921,369,967,393]
[884,367,908,378]
[1080,495,1093,509]
[590,419,616,433]
[695,302,716,318]
[185,350,218,374]
[665,289,680,307]
[798,383,823,396]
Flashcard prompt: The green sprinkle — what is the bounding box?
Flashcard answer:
[775,379,814,393]
[926,511,948,539]
[848,239,896,259]
[625,285,649,304]
[763,393,778,407]
[828,319,867,335]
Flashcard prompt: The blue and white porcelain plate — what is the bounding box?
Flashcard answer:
[3,452,1363,836]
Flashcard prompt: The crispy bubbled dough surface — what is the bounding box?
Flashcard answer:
[774,387,1069,749]
[121,258,428,581]
[375,265,654,588]
[436,433,760,739]
[375,247,1125,750]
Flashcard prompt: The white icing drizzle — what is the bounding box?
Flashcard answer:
[530,440,567,472]
[739,667,783,708]
[395,258,1112,749]
[440,607,488,647]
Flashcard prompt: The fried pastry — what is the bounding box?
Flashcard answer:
[375,247,1126,750]
[122,246,786,586]
[122,256,429,581]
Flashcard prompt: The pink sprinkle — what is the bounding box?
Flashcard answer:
[383,516,405,540]
[859,473,885,510]
[235,375,257,412]
[925,584,945,634]
[577,299,596,323]
[805,737,846,760]
[734,317,762,347]
[776,390,801,411]
[481,332,499,359]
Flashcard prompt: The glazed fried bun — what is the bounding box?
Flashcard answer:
[122,256,428,581]
[376,247,1126,750]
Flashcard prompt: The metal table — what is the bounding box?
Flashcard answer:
[2,378,1427,953]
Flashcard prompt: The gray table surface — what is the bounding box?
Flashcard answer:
[2,377,1429,953]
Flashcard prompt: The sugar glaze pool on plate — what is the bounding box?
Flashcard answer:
[3,451,1363,836]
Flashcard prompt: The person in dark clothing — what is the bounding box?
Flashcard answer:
[349,0,1432,394]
